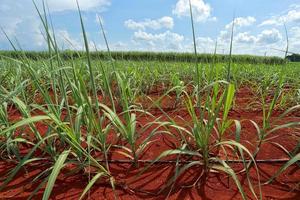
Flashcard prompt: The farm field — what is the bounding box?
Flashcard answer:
[1,53,300,199]
[1,1,300,200]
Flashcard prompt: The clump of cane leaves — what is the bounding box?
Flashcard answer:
[101,103,168,165]
[0,87,41,162]
[250,27,300,162]
[141,82,262,200]
[102,72,170,164]
[115,72,139,109]
[243,62,300,188]
[0,102,11,157]
[263,28,300,183]
[249,70,300,163]
[170,73,186,108]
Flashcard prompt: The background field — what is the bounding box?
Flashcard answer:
[1,49,300,199]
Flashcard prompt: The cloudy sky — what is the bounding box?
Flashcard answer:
[0,0,300,56]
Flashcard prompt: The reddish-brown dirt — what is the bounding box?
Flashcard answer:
[1,87,300,199]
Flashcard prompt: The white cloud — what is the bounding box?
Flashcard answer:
[216,26,286,56]
[172,0,214,22]
[195,37,215,53]
[0,0,111,50]
[257,29,282,44]
[225,17,256,29]
[56,30,82,50]
[133,30,185,51]
[235,32,257,44]
[259,19,278,26]
[283,9,300,23]
[0,0,294,57]
[0,1,45,49]
[260,8,300,26]
[47,0,111,12]
[219,16,256,43]
[124,16,174,30]
[290,26,300,37]
[110,42,128,51]
[288,26,300,53]
[218,30,230,42]
[133,30,184,43]
[216,17,286,56]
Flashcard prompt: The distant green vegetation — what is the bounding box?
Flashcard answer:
[0,50,286,65]
[286,53,300,62]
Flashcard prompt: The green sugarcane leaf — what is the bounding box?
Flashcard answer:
[43,149,70,200]
[80,172,105,200]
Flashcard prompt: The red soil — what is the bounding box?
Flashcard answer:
[1,87,300,199]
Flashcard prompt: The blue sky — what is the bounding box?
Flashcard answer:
[0,0,300,56]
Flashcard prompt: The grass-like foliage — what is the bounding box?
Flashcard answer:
[0,0,299,200]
